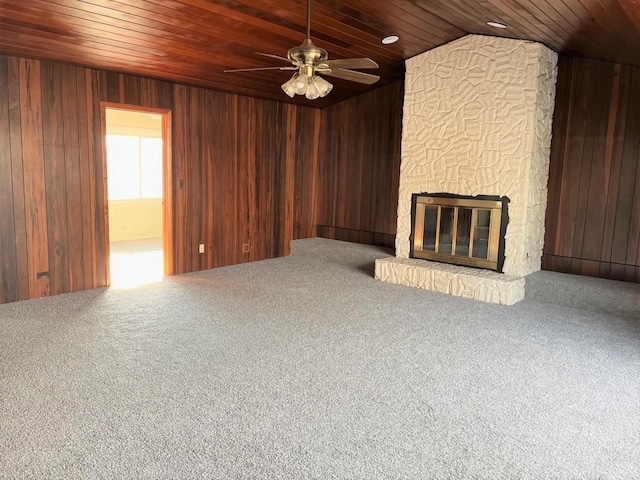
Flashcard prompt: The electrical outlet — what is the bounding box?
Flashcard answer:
[242,243,250,253]
[198,243,205,254]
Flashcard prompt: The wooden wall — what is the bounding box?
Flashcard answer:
[5,51,639,305]
[543,56,640,283]
[0,58,104,303]
[0,54,320,304]
[316,81,404,248]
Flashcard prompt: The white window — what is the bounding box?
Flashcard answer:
[106,134,163,200]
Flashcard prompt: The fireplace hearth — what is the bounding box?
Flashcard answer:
[410,193,509,272]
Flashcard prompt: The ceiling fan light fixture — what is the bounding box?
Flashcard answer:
[294,74,308,95]
[313,75,333,97]
[305,80,320,100]
[282,72,332,100]
[281,74,299,97]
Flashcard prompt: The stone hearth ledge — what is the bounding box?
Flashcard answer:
[375,257,525,306]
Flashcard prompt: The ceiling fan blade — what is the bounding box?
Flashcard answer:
[255,52,292,64]
[224,66,298,73]
[321,68,380,85]
[321,58,379,69]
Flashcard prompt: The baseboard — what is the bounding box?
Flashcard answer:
[542,254,640,283]
[316,225,395,248]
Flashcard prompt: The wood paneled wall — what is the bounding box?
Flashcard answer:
[316,81,404,248]
[0,54,320,304]
[0,58,105,303]
[5,51,639,304]
[543,56,640,283]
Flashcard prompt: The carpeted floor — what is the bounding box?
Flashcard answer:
[1,238,639,479]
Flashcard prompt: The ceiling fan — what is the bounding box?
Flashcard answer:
[224,0,380,100]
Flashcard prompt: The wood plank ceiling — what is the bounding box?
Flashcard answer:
[0,0,639,107]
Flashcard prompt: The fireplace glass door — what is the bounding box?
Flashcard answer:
[411,195,505,271]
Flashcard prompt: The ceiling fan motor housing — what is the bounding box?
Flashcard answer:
[288,38,328,66]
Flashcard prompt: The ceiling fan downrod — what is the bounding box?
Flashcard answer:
[306,0,311,40]
[287,0,328,66]
[281,0,333,99]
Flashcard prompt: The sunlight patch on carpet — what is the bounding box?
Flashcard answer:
[110,249,163,288]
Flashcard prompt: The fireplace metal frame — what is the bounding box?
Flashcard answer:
[410,193,509,272]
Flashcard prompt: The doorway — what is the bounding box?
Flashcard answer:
[102,104,173,288]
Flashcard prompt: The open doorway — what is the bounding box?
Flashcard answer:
[102,105,173,288]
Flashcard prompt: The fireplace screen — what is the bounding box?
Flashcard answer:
[410,194,509,272]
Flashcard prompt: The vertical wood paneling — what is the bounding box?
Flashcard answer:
[570,60,613,259]
[554,60,588,257]
[75,68,94,290]
[387,89,402,236]
[200,89,213,269]
[581,63,619,261]
[544,55,640,283]
[0,49,402,302]
[269,104,282,258]
[293,107,321,240]
[61,64,85,292]
[543,57,572,258]
[184,86,200,271]
[19,59,50,298]
[256,102,276,259]
[105,71,120,103]
[42,61,70,296]
[123,75,141,105]
[631,159,640,267]
[316,81,404,247]
[0,57,18,303]
[172,84,189,275]
[203,89,235,269]
[282,104,296,256]
[600,66,631,264]
[237,95,254,263]
[8,57,30,301]
[187,87,202,270]
[611,66,640,265]
[625,81,640,268]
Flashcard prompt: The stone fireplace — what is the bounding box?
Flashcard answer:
[375,35,558,305]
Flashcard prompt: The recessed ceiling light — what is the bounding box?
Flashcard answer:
[487,21,508,29]
[382,35,399,45]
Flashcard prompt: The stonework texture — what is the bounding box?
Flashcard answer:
[396,35,558,277]
[375,257,526,305]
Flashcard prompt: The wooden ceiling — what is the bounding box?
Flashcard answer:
[0,0,639,107]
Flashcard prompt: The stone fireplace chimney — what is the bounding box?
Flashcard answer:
[375,35,558,304]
